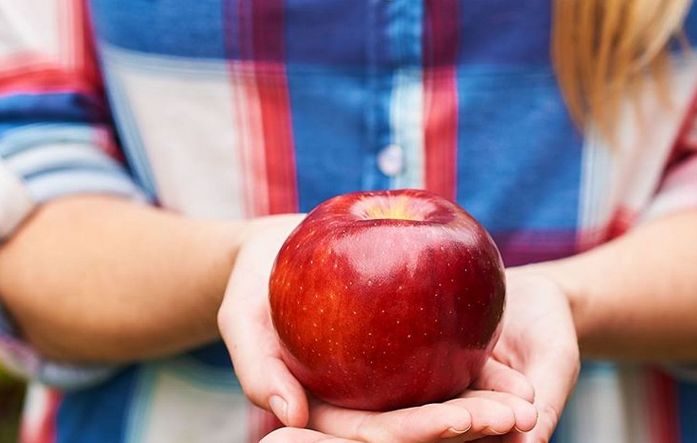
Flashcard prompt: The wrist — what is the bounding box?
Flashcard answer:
[192,219,252,315]
[511,260,593,344]
[244,213,307,237]
[206,213,306,306]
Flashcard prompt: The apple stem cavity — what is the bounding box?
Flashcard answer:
[351,194,437,222]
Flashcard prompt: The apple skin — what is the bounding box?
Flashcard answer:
[269,189,505,411]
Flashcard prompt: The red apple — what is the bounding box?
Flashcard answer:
[269,189,505,411]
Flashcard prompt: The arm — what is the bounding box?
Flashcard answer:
[0,196,247,362]
[532,209,697,360]
[481,208,697,443]
[0,0,250,365]
[437,209,697,443]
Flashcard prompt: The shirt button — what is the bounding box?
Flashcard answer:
[377,144,404,177]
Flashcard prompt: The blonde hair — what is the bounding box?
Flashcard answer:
[552,0,693,138]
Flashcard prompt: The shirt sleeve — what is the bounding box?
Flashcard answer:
[640,6,697,221]
[0,0,146,388]
[641,98,697,221]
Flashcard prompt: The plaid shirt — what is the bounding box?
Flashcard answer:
[1,1,697,442]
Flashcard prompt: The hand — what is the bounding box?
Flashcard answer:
[262,368,538,442]
[478,269,581,443]
[218,215,538,442]
[218,214,310,425]
[261,270,581,443]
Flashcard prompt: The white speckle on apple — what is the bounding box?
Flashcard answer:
[407,334,412,338]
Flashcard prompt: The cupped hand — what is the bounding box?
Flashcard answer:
[260,383,538,443]
[479,269,581,443]
[217,215,539,442]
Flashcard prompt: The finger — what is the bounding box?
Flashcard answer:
[442,397,517,438]
[260,427,359,443]
[516,347,579,443]
[219,309,308,427]
[310,396,525,443]
[458,390,537,433]
[310,401,473,443]
[218,266,309,427]
[472,359,535,402]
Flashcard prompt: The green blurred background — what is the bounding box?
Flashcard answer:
[0,366,24,443]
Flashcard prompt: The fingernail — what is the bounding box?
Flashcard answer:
[441,425,471,438]
[483,426,506,435]
[514,425,528,433]
[269,395,288,424]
